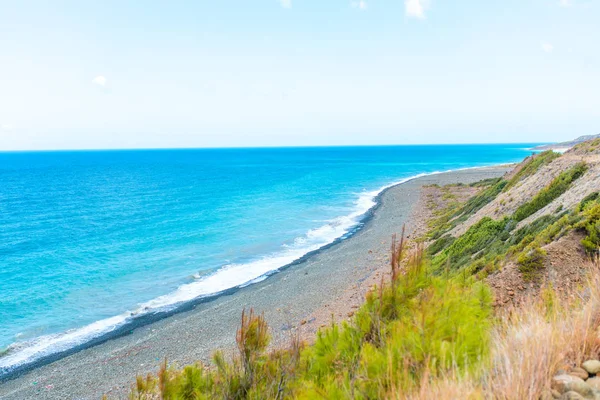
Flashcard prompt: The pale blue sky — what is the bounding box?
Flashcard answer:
[0,0,598,150]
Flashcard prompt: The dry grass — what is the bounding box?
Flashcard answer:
[400,261,600,400]
[123,238,600,399]
[382,261,600,400]
[398,371,482,400]
[483,265,600,399]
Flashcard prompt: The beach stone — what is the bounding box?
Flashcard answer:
[583,360,600,375]
[553,375,586,394]
[558,392,585,400]
[587,377,600,390]
[566,381,594,398]
[570,367,590,380]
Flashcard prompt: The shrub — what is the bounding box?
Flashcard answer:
[125,240,493,400]
[578,192,599,212]
[427,234,455,256]
[470,177,502,188]
[432,217,509,271]
[517,246,547,280]
[580,202,600,254]
[513,162,587,222]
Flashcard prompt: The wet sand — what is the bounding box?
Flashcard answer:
[0,165,511,400]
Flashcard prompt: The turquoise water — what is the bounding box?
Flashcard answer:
[0,145,535,374]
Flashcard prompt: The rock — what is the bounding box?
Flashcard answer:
[587,377,600,390]
[583,360,600,375]
[569,367,590,380]
[553,375,585,394]
[558,391,585,400]
[566,381,594,398]
[552,389,562,399]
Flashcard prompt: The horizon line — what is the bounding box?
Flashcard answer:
[0,142,548,154]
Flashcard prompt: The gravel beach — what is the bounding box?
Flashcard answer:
[0,165,511,400]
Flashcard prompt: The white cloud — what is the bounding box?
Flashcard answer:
[405,0,429,19]
[351,1,368,10]
[92,75,107,86]
[559,0,573,7]
[541,42,554,53]
[279,0,292,8]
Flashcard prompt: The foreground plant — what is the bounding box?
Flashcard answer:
[121,172,600,399]
[123,235,492,399]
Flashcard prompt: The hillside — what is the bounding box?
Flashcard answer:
[119,141,600,399]
[533,134,600,151]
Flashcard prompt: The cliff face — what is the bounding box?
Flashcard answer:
[452,140,600,237]
[427,138,600,309]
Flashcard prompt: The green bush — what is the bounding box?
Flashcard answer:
[580,202,600,254]
[470,177,502,188]
[126,248,492,399]
[517,246,547,280]
[578,192,599,212]
[452,180,507,220]
[427,179,507,241]
[432,217,509,271]
[427,234,455,256]
[513,162,587,222]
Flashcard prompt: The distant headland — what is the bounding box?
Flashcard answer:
[533,133,600,151]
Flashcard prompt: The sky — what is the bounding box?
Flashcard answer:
[0,0,598,150]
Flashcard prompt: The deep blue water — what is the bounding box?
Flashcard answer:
[0,144,536,373]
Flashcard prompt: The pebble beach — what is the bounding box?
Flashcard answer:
[0,165,511,400]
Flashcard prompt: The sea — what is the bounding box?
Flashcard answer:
[0,144,538,376]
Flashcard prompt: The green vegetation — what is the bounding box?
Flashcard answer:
[517,246,547,280]
[577,194,600,253]
[451,180,507,221]
[426,234,455,256]
[122,152,600,399]
[427,179,506,241]
[429,185,600,283]
[503,151,560,191]
[127,243,492,399]
[426,162,589,280]
[469,177,503,188]
[573,138,600,154]
[577,191,599,212]
[513,162,587,222]
[431,217,509,272]
[429,203,579,281]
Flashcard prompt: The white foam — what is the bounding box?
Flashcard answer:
[527,146,571,154]
[0,165,493,375]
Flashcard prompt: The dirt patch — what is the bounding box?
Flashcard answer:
[487,230,593,309]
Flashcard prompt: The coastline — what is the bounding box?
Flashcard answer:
[0,164,512,400]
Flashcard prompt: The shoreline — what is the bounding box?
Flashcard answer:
[0,164,510,380]
[0,164,512,400]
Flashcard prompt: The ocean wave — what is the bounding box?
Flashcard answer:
[0,167,482,376]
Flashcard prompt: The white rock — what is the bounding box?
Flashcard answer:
[583,360,600,375]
